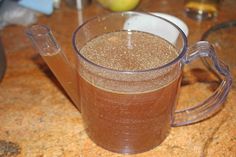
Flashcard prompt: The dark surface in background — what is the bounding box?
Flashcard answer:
[0,38,6,81]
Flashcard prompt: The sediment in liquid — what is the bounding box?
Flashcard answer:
[80,31,178,71]
[79,31,180,93]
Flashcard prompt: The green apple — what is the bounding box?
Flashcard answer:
[97,0,140,11]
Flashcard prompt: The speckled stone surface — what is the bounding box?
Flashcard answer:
[0,0,235,156]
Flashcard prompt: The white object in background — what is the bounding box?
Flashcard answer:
[152,13,189,37]
[76,0,82,9]
[53,0,61,8]
[124,12,189,44]
[76,0,91,10]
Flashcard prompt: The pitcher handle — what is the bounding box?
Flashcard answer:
[172,41,232,126]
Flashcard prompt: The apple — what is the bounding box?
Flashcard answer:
[97,0,140,11]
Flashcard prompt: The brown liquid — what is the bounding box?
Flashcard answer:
[42,51,80,110]
[79,31,181,154]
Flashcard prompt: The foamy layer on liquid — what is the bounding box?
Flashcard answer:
[79,31,182,93]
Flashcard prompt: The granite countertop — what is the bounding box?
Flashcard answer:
[0,0,235,156]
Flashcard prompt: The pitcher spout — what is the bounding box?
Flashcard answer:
[26,24,80,110]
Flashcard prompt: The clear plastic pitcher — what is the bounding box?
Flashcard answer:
[27,12,232,154]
